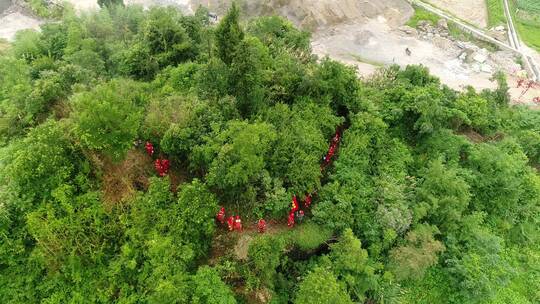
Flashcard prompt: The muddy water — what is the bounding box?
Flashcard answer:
[0,0,12,14]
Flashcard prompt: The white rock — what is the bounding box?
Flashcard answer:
[472,63,481,73]
[473,53,488,63]
[495,25,505,31]
[437,18,448,29]
[459,52,467,60]
[398,25,417,35]
[481,64,493,73]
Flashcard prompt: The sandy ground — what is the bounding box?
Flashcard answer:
[312,17,497,91]
[64,0,99,12]
[0,11,41,41]
[427,0,488,28]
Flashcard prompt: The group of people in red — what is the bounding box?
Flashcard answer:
[287,194,311,228]
[216,207,246,232]
[215,127,342,233]
[516,78,540,103]
[145,142,170,177]
[322,130,341,167]
[216,206,269,233]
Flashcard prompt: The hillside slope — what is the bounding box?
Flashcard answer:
[190,0,413,29]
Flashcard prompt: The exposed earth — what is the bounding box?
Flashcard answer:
[0,0,41,41]
[1,0,539,104]
[426,0,488,28]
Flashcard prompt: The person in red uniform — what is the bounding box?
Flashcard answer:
[154,159,163,176]
[154,159,171,176]
[332,131,341,144]
[304,194,312,208]
[258,219,267,233]
[325,144,336,164]
[227,216,235,231]
[161,159,170,175]
[216,207,226,224]
[145,142,154,156]
[291,195,299,212]
[234,215,242,231]
[287,211,295,228]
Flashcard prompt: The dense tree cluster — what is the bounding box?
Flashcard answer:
[0,3,538,303]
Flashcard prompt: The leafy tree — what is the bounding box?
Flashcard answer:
[161,96,238,163]
[329,229,377,301]
[482,71,510,107]
[389,224,445,281]
[11,30,43,62]
[2,120,88,206]
[248,16,311,57]
[191,266,236,304]
[308,58,360,113]
[396,64,440,87]
[98,0,124,9]
[125,8,195,79]
[39,23,68,60]
[71,79,144,161]
[465,141,536,219]
[229,36,270,116]
[26,191,118,269]
[195,120,276,205]
[175,179,218,256]
[294,267,353,304]
[247,235,288,289]
[446,213,515,303]
[415,159,470,232]
[0,57,33,139]
[215,2,244,65]
[196,57,230,100]
[264,102,341,194]
[123,42,159,80]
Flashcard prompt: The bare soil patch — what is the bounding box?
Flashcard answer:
[101,149,154,208]
[427,0,488,28]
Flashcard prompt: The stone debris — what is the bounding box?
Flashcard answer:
[480,64,492,73]
[398,25,417,35]
[402,18,522,78]
[473,52,488,63]
[437,18,448,30]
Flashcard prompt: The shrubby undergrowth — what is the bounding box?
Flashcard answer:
[0,3,538,303]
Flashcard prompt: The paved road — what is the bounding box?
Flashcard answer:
[411,0,518,51]
[502,0,540,81]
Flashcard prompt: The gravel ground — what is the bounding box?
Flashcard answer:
[312,17,497,91]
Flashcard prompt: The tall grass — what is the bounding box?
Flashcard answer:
[511,0,540,51]
[486,0,507,26]
[406,7,441,28]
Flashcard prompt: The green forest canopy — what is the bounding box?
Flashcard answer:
[0,3,539,304]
